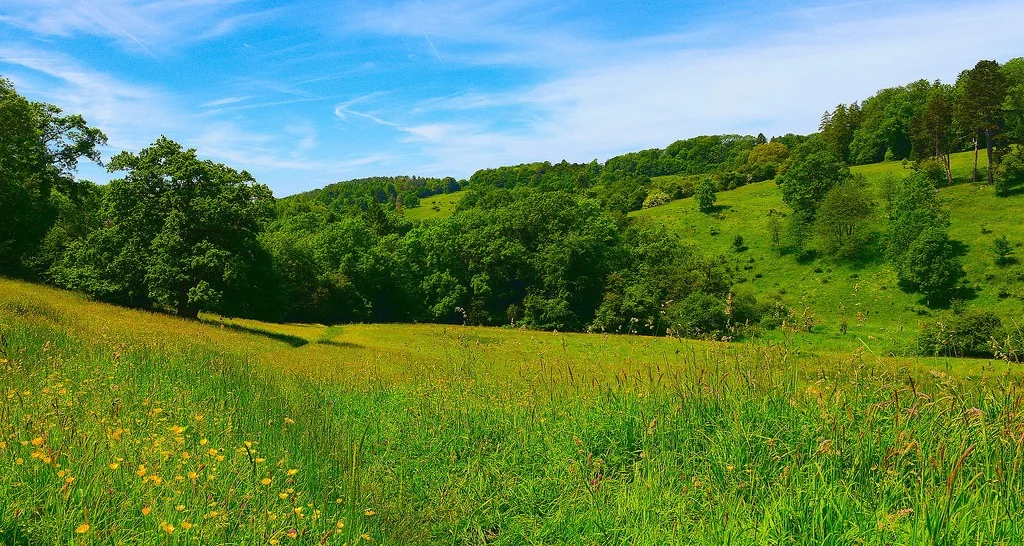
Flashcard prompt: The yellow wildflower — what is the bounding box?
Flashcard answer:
[181,521,193,531]
[287,469,298,476]
[364,509,375,516]
[160,521,174,535]
[75,524,90,534]
[261,478,272,486]
[142,506,152,516]
[109,463,120,470]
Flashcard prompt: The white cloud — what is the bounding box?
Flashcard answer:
[0,0,263,55]
[0,44,178,152]
[201,96,252,108]
[369,0,1024,177]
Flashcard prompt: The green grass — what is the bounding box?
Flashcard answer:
[3,278,1024,544]
[632,150,1024,355]
[403,191,464,221]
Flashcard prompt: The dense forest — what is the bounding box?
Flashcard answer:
[2,58,1023,350]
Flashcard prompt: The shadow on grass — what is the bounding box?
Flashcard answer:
[315,339,363,349]
[201,320,309,347]
[0,522,32,546]
[997,183,1024,197]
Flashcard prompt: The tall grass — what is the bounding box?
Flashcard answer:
[2,283,1024,544]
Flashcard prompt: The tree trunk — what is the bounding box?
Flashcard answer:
[972,135,979,182]
[936,136,952,186]
[177,299,199,319]
[985,127,995,187]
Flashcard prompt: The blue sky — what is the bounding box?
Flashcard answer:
[2,0,1023,196]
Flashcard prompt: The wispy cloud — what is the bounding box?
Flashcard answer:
[0,0,263,55]
[201,96,251,108]
[0,44,177,151]
[358,0,1024,177]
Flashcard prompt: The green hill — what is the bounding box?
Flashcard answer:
[632,150,1024,354]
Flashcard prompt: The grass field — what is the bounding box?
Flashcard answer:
[403,192,464,221]
[3,278,1024,544]
[635,150,1024,354]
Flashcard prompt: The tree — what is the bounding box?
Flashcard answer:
[814,178,874,259]
[884,173,945,263]
[694,178,717,212]
[1003,57,1024,146]
[911,82,955,185]
[956,60,1008,185]
[79,137,274,318]
[744,141,788,181]
[0,77,106,274]
[993,235,1015,266]
[776,144,852,224]
[895,226,963,303]
[819,103,860,163]
[766,210,783,256]
[996,146,1024,196]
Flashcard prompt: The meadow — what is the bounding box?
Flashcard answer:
[3,277,1024,545]
[632,150,1024,354]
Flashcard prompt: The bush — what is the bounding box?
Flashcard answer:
[993,235,1016,267]
[757,296,792,329]
[996,147,1024,196]
[728,288,761,326]
[668,291,727,339]
[642,190,672,209]
[695,178,717,212]
[732,235,745,252]
[912,158,947,186]
[917,307,1005,357]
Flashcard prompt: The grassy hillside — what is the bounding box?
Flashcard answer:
[3,278,1024,544]
[403,191,464,221]
[633,150,1024,354]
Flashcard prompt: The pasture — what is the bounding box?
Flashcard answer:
[2,278,1023,544]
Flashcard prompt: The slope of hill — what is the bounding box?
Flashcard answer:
[4,275,1024,544]
[632,150,1024,353]
[402,191,464,221]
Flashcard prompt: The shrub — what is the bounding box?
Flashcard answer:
[732,235,745,252]
[993,235,1015,267]
[995,147,1024,196]
[917,307,1005,357]
[668,291,727,339]
[642,190,672,209]
[756,296,792,330]
[728,288,762,326]
[695,178,717,212]
[912,158,947,185]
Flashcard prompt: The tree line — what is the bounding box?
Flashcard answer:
[1,56,1021,344]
